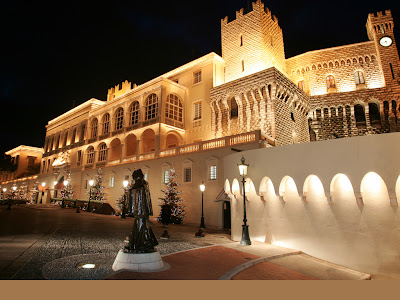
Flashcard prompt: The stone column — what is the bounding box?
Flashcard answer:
[350,106,357,136]
[243,92,251,132]
[136,139,141,160]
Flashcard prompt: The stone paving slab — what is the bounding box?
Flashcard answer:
[106,245,261,280]
[232,261,317,280]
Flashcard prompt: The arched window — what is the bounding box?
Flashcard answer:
[102,113,110,134]
[165,94,183,122]
[368,102,381,126]
[354,104,366,128]
[71,128,77,144]
[114,107,124,130]
[86,146,94,164]
[326,75,336,90]
[230,98,238,119]
[129,101,140,125]
[145,93,158,120]
[98,143,107,162]
[90,118,98,138]
[355,71,365,85]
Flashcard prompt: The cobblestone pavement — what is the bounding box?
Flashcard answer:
[1,204,371,280]
[1,204,232,280]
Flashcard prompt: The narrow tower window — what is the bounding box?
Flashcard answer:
[240,35,243,46]
[390,63,395,79]
[241,60,245,72]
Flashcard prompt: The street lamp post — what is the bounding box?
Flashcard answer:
[238,156,251,245]
[122,180,129,219]
[88,179,94,212]
[2,188,6,201]
[199,182,206,228]
[40,182,46,204]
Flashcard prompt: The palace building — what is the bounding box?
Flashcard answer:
[2,0,399,231]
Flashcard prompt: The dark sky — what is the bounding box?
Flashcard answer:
[1,0,400,152]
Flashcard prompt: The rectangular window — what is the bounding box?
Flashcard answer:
[355,71,365,85]
[84,180,88,190]
[124,175,129,181]
[209,165,217,180]
[184,167,192,183]
[163,170,170,184]
[110,176,114,188]
[77,150,82,164]
[194,101,202,120]
[193,70,202,84]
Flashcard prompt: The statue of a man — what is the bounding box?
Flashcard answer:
[125,169,158,253]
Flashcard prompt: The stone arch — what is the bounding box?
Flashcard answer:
[141,129,156,153]
[110,138,122,161]
[165,131,183,148]
[360,172,390,206]
[124,134,137,157]
[354,103,366,128]
[368,102,381,127]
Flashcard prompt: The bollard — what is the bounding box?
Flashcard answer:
[7,199,12,210]
[61,200,65,208]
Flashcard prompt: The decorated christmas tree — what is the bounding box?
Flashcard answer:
[115,182,131,217]
[17,182,28,200]
[61,171,74,199]
[158,167,186,224]
[87,168,107,201]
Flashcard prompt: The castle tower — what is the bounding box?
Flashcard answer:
[221,0,287,83]
[366,10,400,90]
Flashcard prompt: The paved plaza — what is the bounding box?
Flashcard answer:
[0,203,371,280]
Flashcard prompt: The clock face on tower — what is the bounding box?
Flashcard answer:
[380,36,393,47]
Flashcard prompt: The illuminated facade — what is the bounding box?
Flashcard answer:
[3,1,399,232]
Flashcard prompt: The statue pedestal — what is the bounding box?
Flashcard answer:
[112,250,164,272]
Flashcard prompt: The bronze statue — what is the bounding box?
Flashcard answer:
[125,169,159,253]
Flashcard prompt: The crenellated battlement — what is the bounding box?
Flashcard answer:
[107,80,135,101]
[221,0,278,26]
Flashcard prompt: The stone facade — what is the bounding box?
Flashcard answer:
[2,1,400,230]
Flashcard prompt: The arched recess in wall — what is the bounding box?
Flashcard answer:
[303,175,325,202]
[330,173,355,202]
[232,178,240,201]
[243,178,257,200]
[368,102,381,127]
[224,179,231,194]
[141,129,156,153]
[165,131,183,149]
[360,172,390,206]
[125,134,137,157]
[110,138,121,161]
[279,176,299,201]
[354,104,366,128]
[395,175,400,203]
[259,176,277,201]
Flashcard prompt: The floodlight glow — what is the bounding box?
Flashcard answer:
[81,263,96,269]
[63,180,68,186]
[42,182,46,187]
[123,180,129,188]
[89,179,94,187]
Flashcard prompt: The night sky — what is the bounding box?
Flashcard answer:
[2,0,400,152]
